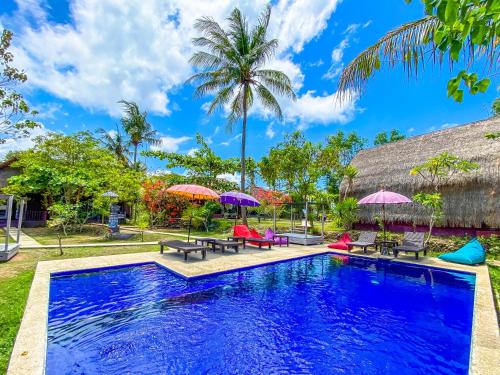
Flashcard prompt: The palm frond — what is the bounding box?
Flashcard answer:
[207,83,238,115]
[226,86,244,130]
[337,16,440,100]
[227,8,250,56]
[255,83,283,121]
[254,69,296,100]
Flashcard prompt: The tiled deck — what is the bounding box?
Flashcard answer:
[7,244,499,375]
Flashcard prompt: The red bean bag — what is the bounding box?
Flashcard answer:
[327,233,352,250]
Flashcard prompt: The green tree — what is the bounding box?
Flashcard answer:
[410,152,479,242]
[96,125,131,165]
[319,131,365,195]
[374,129,406,145]
[119,100,159,167]
[187,5,296,224]
[4,132,142,217]
[333,197,359,230]
[144,133,240,191]
[338,0,498,102]
[260,131,323,202]
[0,29,38,143]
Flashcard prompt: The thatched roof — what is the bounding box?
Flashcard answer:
[342,117,500,228]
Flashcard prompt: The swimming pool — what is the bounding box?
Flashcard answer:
[46,254,475,374]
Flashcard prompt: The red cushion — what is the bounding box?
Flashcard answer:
[327,233,352,250]
[327,242,350,250]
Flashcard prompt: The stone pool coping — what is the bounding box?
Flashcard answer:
[7,245,499,375]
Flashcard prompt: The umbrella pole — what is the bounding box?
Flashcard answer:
[382,203,386,242]
[273,205,276,232]
[188,214,192,242]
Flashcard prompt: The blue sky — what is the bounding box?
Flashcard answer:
[0,0,497,177]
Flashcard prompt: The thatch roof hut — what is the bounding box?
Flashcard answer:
[342,117,500,231]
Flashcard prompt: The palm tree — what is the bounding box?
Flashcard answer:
[119,100,160,167]
[337,2,497,102]
[188,5,296,224]
[96,125,131,165]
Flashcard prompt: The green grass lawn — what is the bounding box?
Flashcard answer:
[22,226,176,245]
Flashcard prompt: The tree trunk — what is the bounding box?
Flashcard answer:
[133,144,138,167]
[240,84,248,225]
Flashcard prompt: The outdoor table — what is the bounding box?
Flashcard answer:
[272,234,289,247]
[228,236,246,248]
[159,240,209,261]
[213,240,240,253]
[195,237,217,251]
[375,240,399,255]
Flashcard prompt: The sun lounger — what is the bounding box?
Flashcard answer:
[159,240,209,261]
[346,231,377,253]
[393,232,426,259]
[232,225,273,249]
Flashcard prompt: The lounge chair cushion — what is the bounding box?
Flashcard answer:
[438,239,486,265]
[327,233,352,250]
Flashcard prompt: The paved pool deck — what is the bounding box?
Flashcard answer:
[8,244,499,375]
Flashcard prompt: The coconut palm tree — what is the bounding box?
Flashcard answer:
[338,1,497,102]
[96,125,131,165]
[187,5,296,224]
[119,100,160,168]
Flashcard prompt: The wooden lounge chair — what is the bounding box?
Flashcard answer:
[159,240,209,261]
[393,232,426,259]
[346,231,377,253]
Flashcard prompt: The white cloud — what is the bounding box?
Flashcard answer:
[5,0,341,118]
[271,0,341,53]
[266,123,275,139]
[407,127,415,133]
[217,172,240,184]
[187,147,198,156]
[0,124,52,159]
[284,90,358,129]
[323,21,371,80]
[150,136,191,152]
[219,133,241,146]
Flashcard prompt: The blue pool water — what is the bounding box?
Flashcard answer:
[46,255,475,374]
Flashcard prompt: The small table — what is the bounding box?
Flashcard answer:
[272,234,289,247]
[159,240,209,261]
[228,236,246,248]
[195,237,217,251]
[213,240,240,253]
[375,240,399,255]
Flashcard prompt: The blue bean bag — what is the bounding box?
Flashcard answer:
[438,238,486,265]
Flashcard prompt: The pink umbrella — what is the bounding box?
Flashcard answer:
[166,184,219,241]
[358,189,412,242]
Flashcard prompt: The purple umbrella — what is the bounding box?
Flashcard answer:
[220,191,260,224]
[358,189,412,242]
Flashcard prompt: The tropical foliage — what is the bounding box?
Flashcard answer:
[0,29,38,143]
[187,5,296,222]
[96,125,131,165]
[119,100,160,167]
[142,179,189,227]
[260,131,324,202]
[374,129,406,145]
[144,133,239,191]
[410,152,479,242]
[338,0,499,102]
[4,132,142,227]
[333,197,359,230]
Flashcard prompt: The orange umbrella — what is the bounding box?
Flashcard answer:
[166,184,219,241]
